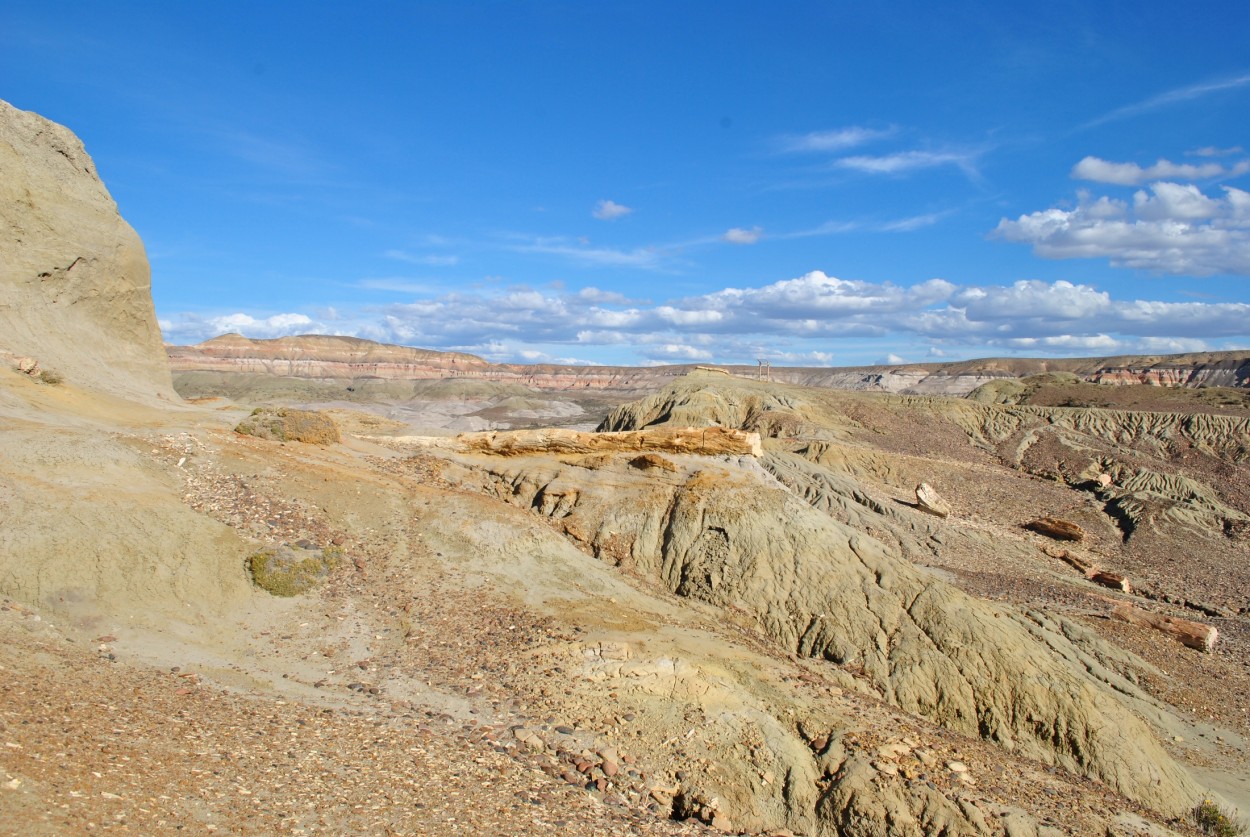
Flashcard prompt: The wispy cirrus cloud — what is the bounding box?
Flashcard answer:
[722,226,764,244]
[778,212,950,239]
[1190,146,1244,158]
[776,125,895,153]
[507,236,663,269]
[1081,71,1250,129]
[384,248,460,266]
[1071,155,1250,186]
[835,149,982,179]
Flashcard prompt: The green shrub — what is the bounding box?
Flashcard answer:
[1195,798,1246,837]
[246,545,341,597]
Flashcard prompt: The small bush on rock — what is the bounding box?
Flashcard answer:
[234,407,340,445]
[246,545,341,597]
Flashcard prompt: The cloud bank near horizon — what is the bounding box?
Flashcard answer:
[159,270,1249,366]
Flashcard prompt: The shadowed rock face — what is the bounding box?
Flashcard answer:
[0,99,173,402]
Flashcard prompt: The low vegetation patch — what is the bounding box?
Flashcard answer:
[234,407,340,445]
[38,368,64,385]
[246,544,341,597]
[1195,798,1246,837]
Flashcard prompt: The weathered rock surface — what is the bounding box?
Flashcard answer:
[431,446,1203,817]
[0,98,173,401]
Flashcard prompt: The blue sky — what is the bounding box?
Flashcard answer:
[3,2,1249,366]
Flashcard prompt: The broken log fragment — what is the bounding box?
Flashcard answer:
[1111,603,1218,652]
[1025,516,1085,542]
[915,483,951,518]
[1045,545,1094,574]
[1089,571,1131,593]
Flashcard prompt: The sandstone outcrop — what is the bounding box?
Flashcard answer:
[0,98,173,402]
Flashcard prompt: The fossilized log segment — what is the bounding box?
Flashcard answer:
[1112,604,1219,651]
[389,426,762,457]
[1025,517,1086,541]
[915,483,951,518]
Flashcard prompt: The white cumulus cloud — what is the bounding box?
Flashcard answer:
[994,183,1250,275]
[161,272,1250,364]
[1071,155,1250,186]
[592,199,633,220]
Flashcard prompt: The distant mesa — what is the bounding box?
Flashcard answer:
[168,333,1250,398]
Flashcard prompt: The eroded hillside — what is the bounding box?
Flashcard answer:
[4,99,1248,837]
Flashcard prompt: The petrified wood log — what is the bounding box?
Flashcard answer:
[1089,571,1131,593]
[1112,603,1218,652]
[1025,516,1086,542]
[915,483,951,518]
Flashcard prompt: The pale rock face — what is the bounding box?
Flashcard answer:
[0,98,173,401]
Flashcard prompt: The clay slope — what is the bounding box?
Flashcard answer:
[591,376,1250,798]
[0,98,173,402]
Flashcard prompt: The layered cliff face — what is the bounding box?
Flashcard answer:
[169,334,1250,402]
[168,334,688,392]
[0,99,173,402]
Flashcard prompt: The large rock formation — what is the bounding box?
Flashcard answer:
[0,98,173,401]
[0,102,247,626]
